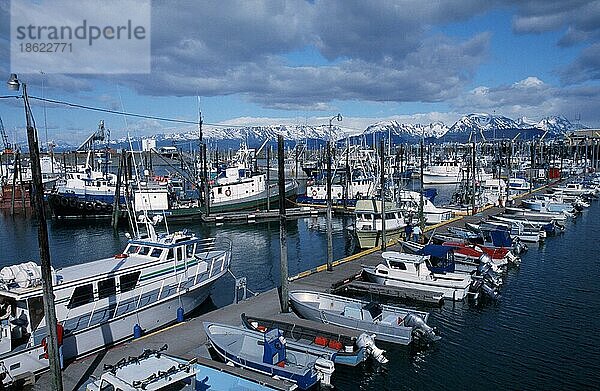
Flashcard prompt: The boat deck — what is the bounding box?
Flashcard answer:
[33,180,561,390]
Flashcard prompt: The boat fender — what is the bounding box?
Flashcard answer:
[176,307,184,322]
[133,323,143,339]
[85,202,94,211]
[68,199,77,208]
[60,197,68,207]
[77,201,86,210]
[94,203,103,211]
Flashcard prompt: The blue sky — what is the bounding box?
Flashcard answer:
[0,0,599,146]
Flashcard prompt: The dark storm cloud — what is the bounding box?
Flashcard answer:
[560,43,600,84]
[119,1,492,108]
[510,0,599,40]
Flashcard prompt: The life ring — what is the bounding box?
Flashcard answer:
[311,190,317,197]
[114,253,128,259]
[225,189,231,197]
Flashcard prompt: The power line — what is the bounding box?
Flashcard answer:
[0,94,249,128]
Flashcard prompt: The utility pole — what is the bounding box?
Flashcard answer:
[277,135,289,313]
[8,75,64,390]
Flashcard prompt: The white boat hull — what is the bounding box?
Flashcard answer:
[364,268,470,301]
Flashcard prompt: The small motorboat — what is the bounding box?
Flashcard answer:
[84,344,297,391]
[401,241,508,273]
[204,322,335,390]
[241,313,388,365]
[288,290,440,345]
[364,251,498,301]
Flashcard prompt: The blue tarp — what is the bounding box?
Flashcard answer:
[417,244,453,258]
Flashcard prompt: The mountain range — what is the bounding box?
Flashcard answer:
[50,114,585,151]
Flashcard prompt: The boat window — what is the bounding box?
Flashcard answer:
[150,248,163,258]
[217,187,222,194]
[186,244,195,258]
[389,261,407,270]
[385,213,395,219]
[120,272,141,293]
[167,249,174,260]
[126,245,140,254]
[68,284,94,309]
[27,296,44,332]
[176,247,184,261]
[98,278,116,299]
[138,247,150,256]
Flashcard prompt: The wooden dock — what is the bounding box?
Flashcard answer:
[32,180,565,390]
[200,206,324,223]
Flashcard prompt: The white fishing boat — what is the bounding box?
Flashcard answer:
[0,217,231,387]
[508,177,531,193]
[397,190,453,225]
[422,160,461,184]
[362,251,472,301]
[354,199,406,248]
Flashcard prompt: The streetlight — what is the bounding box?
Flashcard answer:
[326,114,342,272]
[7,73,64,391]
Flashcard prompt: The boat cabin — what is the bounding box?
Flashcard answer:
[379,251,432,277]
[0,230,204,358]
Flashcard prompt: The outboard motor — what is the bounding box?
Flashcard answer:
[478,254,503,273]
[314,357,335,387]
[356,333,388,364]
[403,313,441,343]
[481,280,501,300]
[476,262,503,287]
[470,275,501,300]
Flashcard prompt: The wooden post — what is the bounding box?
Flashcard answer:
[112,150,124,230]
[277,135,289,313]
[344,140,349,210]
[266,146,270,211]
[22,84,63,390]
[203,144,210,216]
[380,139,386,250]
[326,140,333,272]
[471,141,476,215]
[419,140,424,230]
[11,151,18,215]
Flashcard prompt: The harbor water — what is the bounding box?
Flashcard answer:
[1,199,599,390]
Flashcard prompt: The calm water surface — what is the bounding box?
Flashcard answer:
[0,198,599,390]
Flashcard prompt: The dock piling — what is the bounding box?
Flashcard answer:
[277,135,289,313]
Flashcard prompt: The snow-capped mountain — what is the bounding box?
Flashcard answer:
[362,120,448,143]
[51,113,584,151]
[161,124,345,145]
[533,116,579,135]
[446,113,520,134]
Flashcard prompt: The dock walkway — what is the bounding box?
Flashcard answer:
[34,182,560,390]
